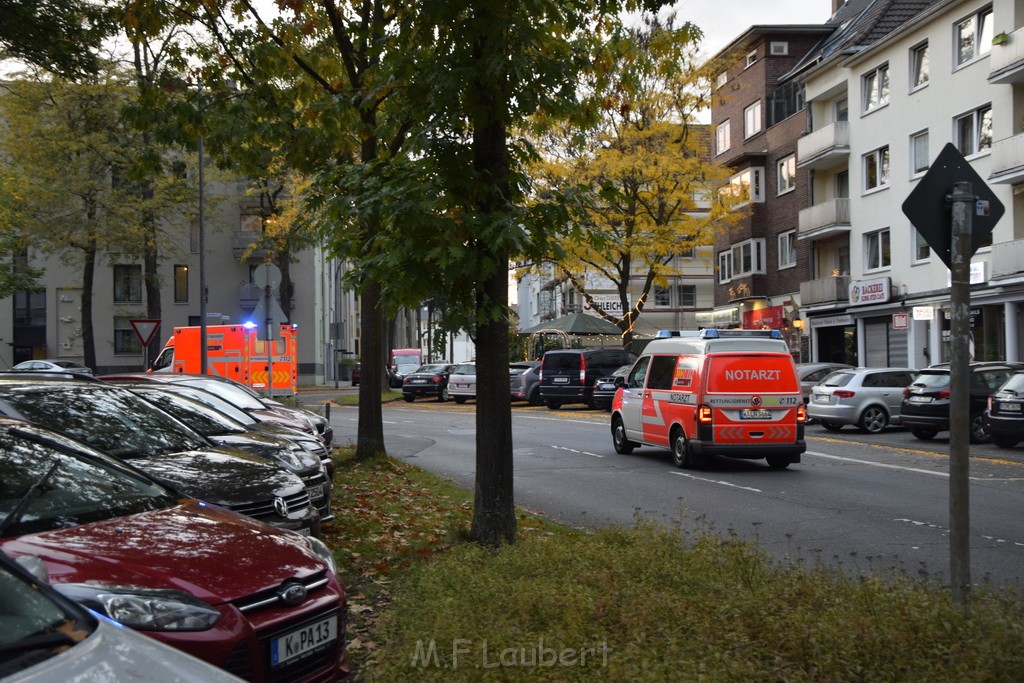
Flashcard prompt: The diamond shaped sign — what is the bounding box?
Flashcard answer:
[901,142,1004,270]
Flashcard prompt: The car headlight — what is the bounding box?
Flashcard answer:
[54,583,220,631]
[304,536,337,576]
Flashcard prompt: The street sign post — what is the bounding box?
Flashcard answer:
[901,143,1005,606]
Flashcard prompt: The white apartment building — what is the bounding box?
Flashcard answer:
[794,0,1024,367]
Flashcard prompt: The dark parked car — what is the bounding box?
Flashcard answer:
[0,378,322,536]
[901,362,1024,443]
[127,385,333,521]
[0,417,349,681]
[402,364,456,402]
[985,369,1024,448]
[510,361,542,405]
[100,372,332,446]
[538,348,637,409]
[0,548,242,681]
[591,364,632,411]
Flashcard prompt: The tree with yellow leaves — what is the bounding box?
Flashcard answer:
[531,13,741,349]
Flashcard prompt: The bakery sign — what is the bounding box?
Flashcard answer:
[848,277,891,306]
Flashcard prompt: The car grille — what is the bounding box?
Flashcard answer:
[228,489,312,521]
[232,572,331,613]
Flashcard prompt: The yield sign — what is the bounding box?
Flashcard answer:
[130,319,161,348]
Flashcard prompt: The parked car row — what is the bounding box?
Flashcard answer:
[0,371,349,680]
[803,361,1024,447]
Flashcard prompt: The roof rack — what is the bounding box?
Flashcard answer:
[655,329,783,340]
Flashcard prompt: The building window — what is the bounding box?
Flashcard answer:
[955,104,992,156]
[862,64,889,113]
[677,285,697,308]
[910,42,929,89]
[743,101,762,138]
[720,239,766,282]
[778,231,797,269]
[718,251,733,283]
[835,97,849,122]
[910,130,929,175]
[956,7,992,67]
[745,50,757,68]
[914,230,930,261]
[715,71,727,89]
[723,167,765,205]
[863,146,890,192]
[113,264,142,303]
[769,41,789,56]
[777,155,796,195]
[865,229,891,271]
[716,120,730,155]
[114,317,142,354]
[174,264,189,303]
[653,285,670,307]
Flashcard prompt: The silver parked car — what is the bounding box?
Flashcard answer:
[807,367,918,433]
[510,361,541,405]
[448,363,477,404]
[796,362,855,404]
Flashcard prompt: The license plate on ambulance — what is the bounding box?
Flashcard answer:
[740,409,772,420]
[271,614,338,667]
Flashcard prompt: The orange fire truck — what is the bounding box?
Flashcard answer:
[150,324,299,395]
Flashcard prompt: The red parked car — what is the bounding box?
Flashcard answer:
[0,417,349,681]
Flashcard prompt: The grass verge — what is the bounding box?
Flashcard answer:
[325,448,1024,681]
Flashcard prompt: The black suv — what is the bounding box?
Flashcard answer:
[901,362,1024,444]
[0,376,322,536]
[984,370,1024,448]
[538,348,636,409]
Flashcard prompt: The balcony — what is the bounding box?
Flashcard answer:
[988,28,1024,84]
[800,275,850,306]
[797,198,851,240]
[989,133,1024,185]
[992,237,1024,279]
[796,122,849,171]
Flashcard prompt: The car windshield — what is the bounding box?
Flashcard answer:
[509,364,534,376]
[999,374,1024,393]
[161,387,258,426]
[910,372,950,388]
[134,390,245,436]
[0,386,208,457]
[394,364,419,375]
[0,424,176,537]
[176,379,267,411]
[821,371,855,387]
[415,364,448,374]
[452,365,475,375]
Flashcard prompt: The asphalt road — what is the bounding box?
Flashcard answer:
[305,391,1024,590]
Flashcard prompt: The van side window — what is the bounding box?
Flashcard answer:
[627,357,650,389]
[647,356,676,390]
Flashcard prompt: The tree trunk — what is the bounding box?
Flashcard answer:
[356,278,387,460]
[81,237,97,371]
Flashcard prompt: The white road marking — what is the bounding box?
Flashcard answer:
[669,471,762,493]
[552,445,604,458]
[894,518,1024,548]
[806,451,950,477]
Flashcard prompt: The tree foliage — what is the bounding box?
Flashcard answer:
[0,0,115,79]
[531,14,741,348]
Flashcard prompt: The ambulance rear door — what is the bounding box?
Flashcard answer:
[702,353,802,446]
[640,355,683,447]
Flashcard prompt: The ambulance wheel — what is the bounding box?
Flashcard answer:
[403,395,415,403]
[671,428,698,469]
[858,406,888,434]
[612,416,635,455]
[766,454,791,470]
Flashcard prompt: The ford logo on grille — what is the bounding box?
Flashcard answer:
[277,582,307,606]
[273,497,290,517]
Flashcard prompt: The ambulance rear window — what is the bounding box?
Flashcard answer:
[705,355,799,393]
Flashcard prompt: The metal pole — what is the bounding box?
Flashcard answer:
[198,84,208,375]
[265,284,274,399]
[948,180,974,606]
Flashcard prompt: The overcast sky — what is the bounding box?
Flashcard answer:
[676,0,834,57]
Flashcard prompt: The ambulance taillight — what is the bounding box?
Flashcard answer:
[697,404,713,423]
[796,404,806,423]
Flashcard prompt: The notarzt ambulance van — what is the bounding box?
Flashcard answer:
[610,329,806,469]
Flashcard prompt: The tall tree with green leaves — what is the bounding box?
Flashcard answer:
[0,66,192,368]
[0,0,114,79]
[531,14,740,350]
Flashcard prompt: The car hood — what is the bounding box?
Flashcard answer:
[208,433,320,474]
[124,446,306,507]
[1,501,325,605]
